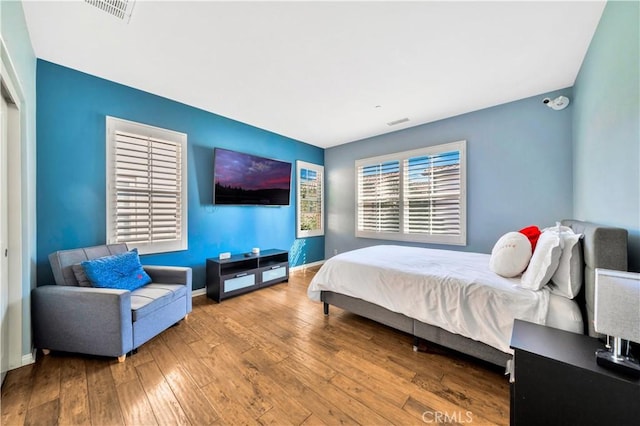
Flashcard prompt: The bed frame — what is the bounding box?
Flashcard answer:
[321,220,628,367]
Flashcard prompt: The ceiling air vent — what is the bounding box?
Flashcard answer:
[387,117,410,126]
[84,0,136,22]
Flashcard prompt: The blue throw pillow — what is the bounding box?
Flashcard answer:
[81,249,151,291]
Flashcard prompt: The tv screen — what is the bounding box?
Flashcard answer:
[214,148,292,206]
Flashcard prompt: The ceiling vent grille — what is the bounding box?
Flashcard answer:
[387,117,410,126]
[85,0,136,22]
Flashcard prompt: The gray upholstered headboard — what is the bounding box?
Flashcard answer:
[561,220,628,337]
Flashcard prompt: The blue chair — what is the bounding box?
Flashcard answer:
[32,244,192,362]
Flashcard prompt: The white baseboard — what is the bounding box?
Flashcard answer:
[289,260,325,272]
[3,349,49,378]
[192,288,206,297]
[22,350,36,366]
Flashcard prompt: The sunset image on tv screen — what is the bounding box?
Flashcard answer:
[214,148,292,205]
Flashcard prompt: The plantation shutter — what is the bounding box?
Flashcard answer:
[355,140,465,245]
[111,130,183,244]
[404,150,461,236]
[106,116,187,254]
[357,161,400,233]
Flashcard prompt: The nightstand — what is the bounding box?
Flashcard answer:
[509,319,640,426]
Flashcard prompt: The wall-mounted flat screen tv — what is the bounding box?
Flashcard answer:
[214,148,292,206]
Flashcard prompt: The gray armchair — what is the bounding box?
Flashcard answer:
[32,244,192,362]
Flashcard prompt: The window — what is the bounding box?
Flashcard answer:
[356,140,466,245]
[296,161,324,238]
[106,117,188,254]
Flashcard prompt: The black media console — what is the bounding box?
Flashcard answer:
[206,249,289,302]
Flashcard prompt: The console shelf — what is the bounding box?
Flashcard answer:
[206,249,289,302]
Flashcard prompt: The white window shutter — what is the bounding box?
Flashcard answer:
[357,161,400,233]
[355,141,466,245]
[107,117,187,254]
[404,150,461,236]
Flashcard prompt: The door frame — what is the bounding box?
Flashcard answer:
[1,76,9,383]
[1,36,35,374]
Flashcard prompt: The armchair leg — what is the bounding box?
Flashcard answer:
[117,354,126,363]
[42,349,51,356]
[184,314,189,321]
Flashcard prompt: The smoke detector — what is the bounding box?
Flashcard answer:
[543,95,570,111]
[84,0,136,22]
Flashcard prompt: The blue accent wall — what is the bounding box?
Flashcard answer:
[573,0,639,272]
[36,60,324,290]
[324,89,574,257]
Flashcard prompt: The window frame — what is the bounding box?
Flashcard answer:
[106,116,188,255]
[296,160,324,238]
[355,140,466,246]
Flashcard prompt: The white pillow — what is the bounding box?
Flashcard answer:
[489,232,532,278]
[520,230,562,290]
[544,225,583,298]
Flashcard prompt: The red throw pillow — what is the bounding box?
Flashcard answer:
[519,225,542,251]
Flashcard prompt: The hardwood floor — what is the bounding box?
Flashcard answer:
[1,267,509,425]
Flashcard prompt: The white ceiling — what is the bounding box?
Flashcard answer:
[22,0,606,148]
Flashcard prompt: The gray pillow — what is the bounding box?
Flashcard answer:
[71,263,92,287]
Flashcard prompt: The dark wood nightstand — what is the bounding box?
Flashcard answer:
[509,319,640,426]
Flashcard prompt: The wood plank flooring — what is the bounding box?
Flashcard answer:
[1,266,509,425]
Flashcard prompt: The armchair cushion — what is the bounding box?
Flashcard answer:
[81,248,151,291]
[130,283,188,321]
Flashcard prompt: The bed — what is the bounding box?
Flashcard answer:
[308,220,628,367]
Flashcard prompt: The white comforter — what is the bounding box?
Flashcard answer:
[307,245,550,353]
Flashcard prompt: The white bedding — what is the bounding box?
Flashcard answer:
[546,292,583,334]
[307,245,552,353]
